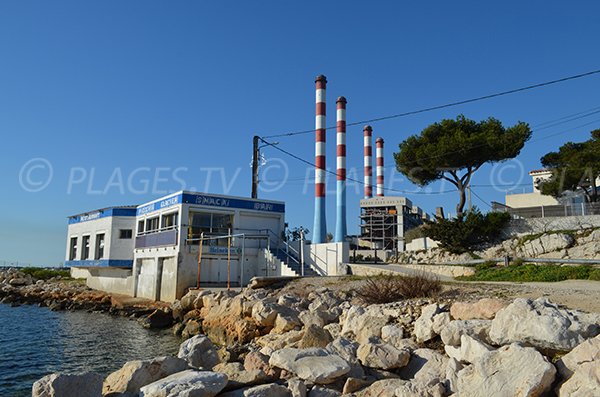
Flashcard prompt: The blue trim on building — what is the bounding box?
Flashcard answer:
[136,191,285,216]
[65,259,133,268]
[68,207,137,224]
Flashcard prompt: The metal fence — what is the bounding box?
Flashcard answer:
[492,202,600,219]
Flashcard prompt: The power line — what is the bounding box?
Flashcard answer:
[258,137,455,195]
[262,68,600,139]
[470,188,493,209]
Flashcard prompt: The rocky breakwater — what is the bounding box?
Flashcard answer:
[0,268,159,317]
[33,281,600,397]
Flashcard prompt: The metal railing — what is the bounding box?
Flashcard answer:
[493,202,600,219]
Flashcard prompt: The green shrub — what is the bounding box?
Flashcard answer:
[20,267,71,280]
[458,264,600,282]
[422,209,511,254]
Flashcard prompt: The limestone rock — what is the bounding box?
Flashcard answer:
[341,305,390,344]
[323,323,341,339]
[399,348,448,387]
[519,233,574,257]
[459,334,494,364]
[325,337,365,378]
[299,310,326,328]
[299,324,333,349]
[440,319,492,346]
[342,377,372,394]
[140,309,174,329]
[456,343,556,397]
[445,358,463,394]
[244,351,280,379]
[307,385,341,397]
[139,369,227,397]
[450,298,508,321]
[103,356,189,395]
[354,379,407,397]
[178,335,220,369]
[394,381,446,397]
[219,383,292,397]
[357,342,410,370]
[431,312,451,335]
[269,348,350,384]
[32,372,103,397]
[213,362,269,390]
[273,310,302,334]
[558,362,600,397]
[414,304,442,343]
[287,378,307,397]
[381,324,404,346]
[489,298,600,353]
[556,334,600,380]
[252,301,279,328]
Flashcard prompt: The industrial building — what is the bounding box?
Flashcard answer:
[68,191,317,301]
[65,206,137,267]
[359,196,428,252]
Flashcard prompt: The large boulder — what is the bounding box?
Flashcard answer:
[244,351,281,379]
[459,334,494,364]
[178,335,220,369]
[269,348,351,384]
[202,297,259,345]
[341,306,390,344]
[489,298,600,353]
[103,356,189,395]
[398,348,448,387]
[357,342,410,370]
[140,309,174,329]
[519,233,574,257]
[326,337,365,379]
[219,383,292,397]
[32,372,103,397]
[299,324,333,349]
[213,362,269,391]
[440,320,492,346]
[456,343,556,397]
[558,362,600,397]
[413,304,443,343]
[139,370,227,397]
[353,379,407,397]
[450,298,508,320]
[556,334,600,380]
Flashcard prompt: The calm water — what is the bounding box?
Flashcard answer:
[0,303,182,397]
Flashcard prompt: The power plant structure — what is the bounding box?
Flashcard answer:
[310,75,427,253]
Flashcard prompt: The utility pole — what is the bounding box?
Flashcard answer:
[251,135,259,199]
[467,185,472,212]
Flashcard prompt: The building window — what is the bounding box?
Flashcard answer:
[69,237,77,260]
[82,235,90,260]
[161,212,178,230]
[119,229,133,239]
[137,220,144,235]
[145,217,159,233]
[95,233,105,259]
[188,211,233,245]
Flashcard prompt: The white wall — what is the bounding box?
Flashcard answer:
[506,192,558,208]
[66,216,136,262]
[302,242,349,276]
[70,267,134,295]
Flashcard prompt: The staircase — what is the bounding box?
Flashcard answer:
[270,247,319,277]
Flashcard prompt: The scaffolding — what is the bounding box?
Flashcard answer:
[359,207,400,251]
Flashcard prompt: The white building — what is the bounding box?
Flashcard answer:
[131,190,287,301]
[505,170,559,208]
[65,206,137,267]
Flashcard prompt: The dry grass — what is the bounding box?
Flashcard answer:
[355,272,442,304]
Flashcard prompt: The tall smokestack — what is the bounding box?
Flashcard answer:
[376,137,384,197]
[334,96,347,243]
[313,75,327,244]
[363,126,373,198]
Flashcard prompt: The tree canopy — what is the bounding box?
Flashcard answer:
[394,115,531,216]
[538,129,600,203]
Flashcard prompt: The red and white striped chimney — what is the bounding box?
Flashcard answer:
[334,96,347,242]
[313,75,327,244]
[363,125,373,199]
[376,137,384,197]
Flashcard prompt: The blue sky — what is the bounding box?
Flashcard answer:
[1,1,600,266]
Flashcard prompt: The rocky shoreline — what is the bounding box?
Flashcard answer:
[19,269,600,397]
[0,268,164,318]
